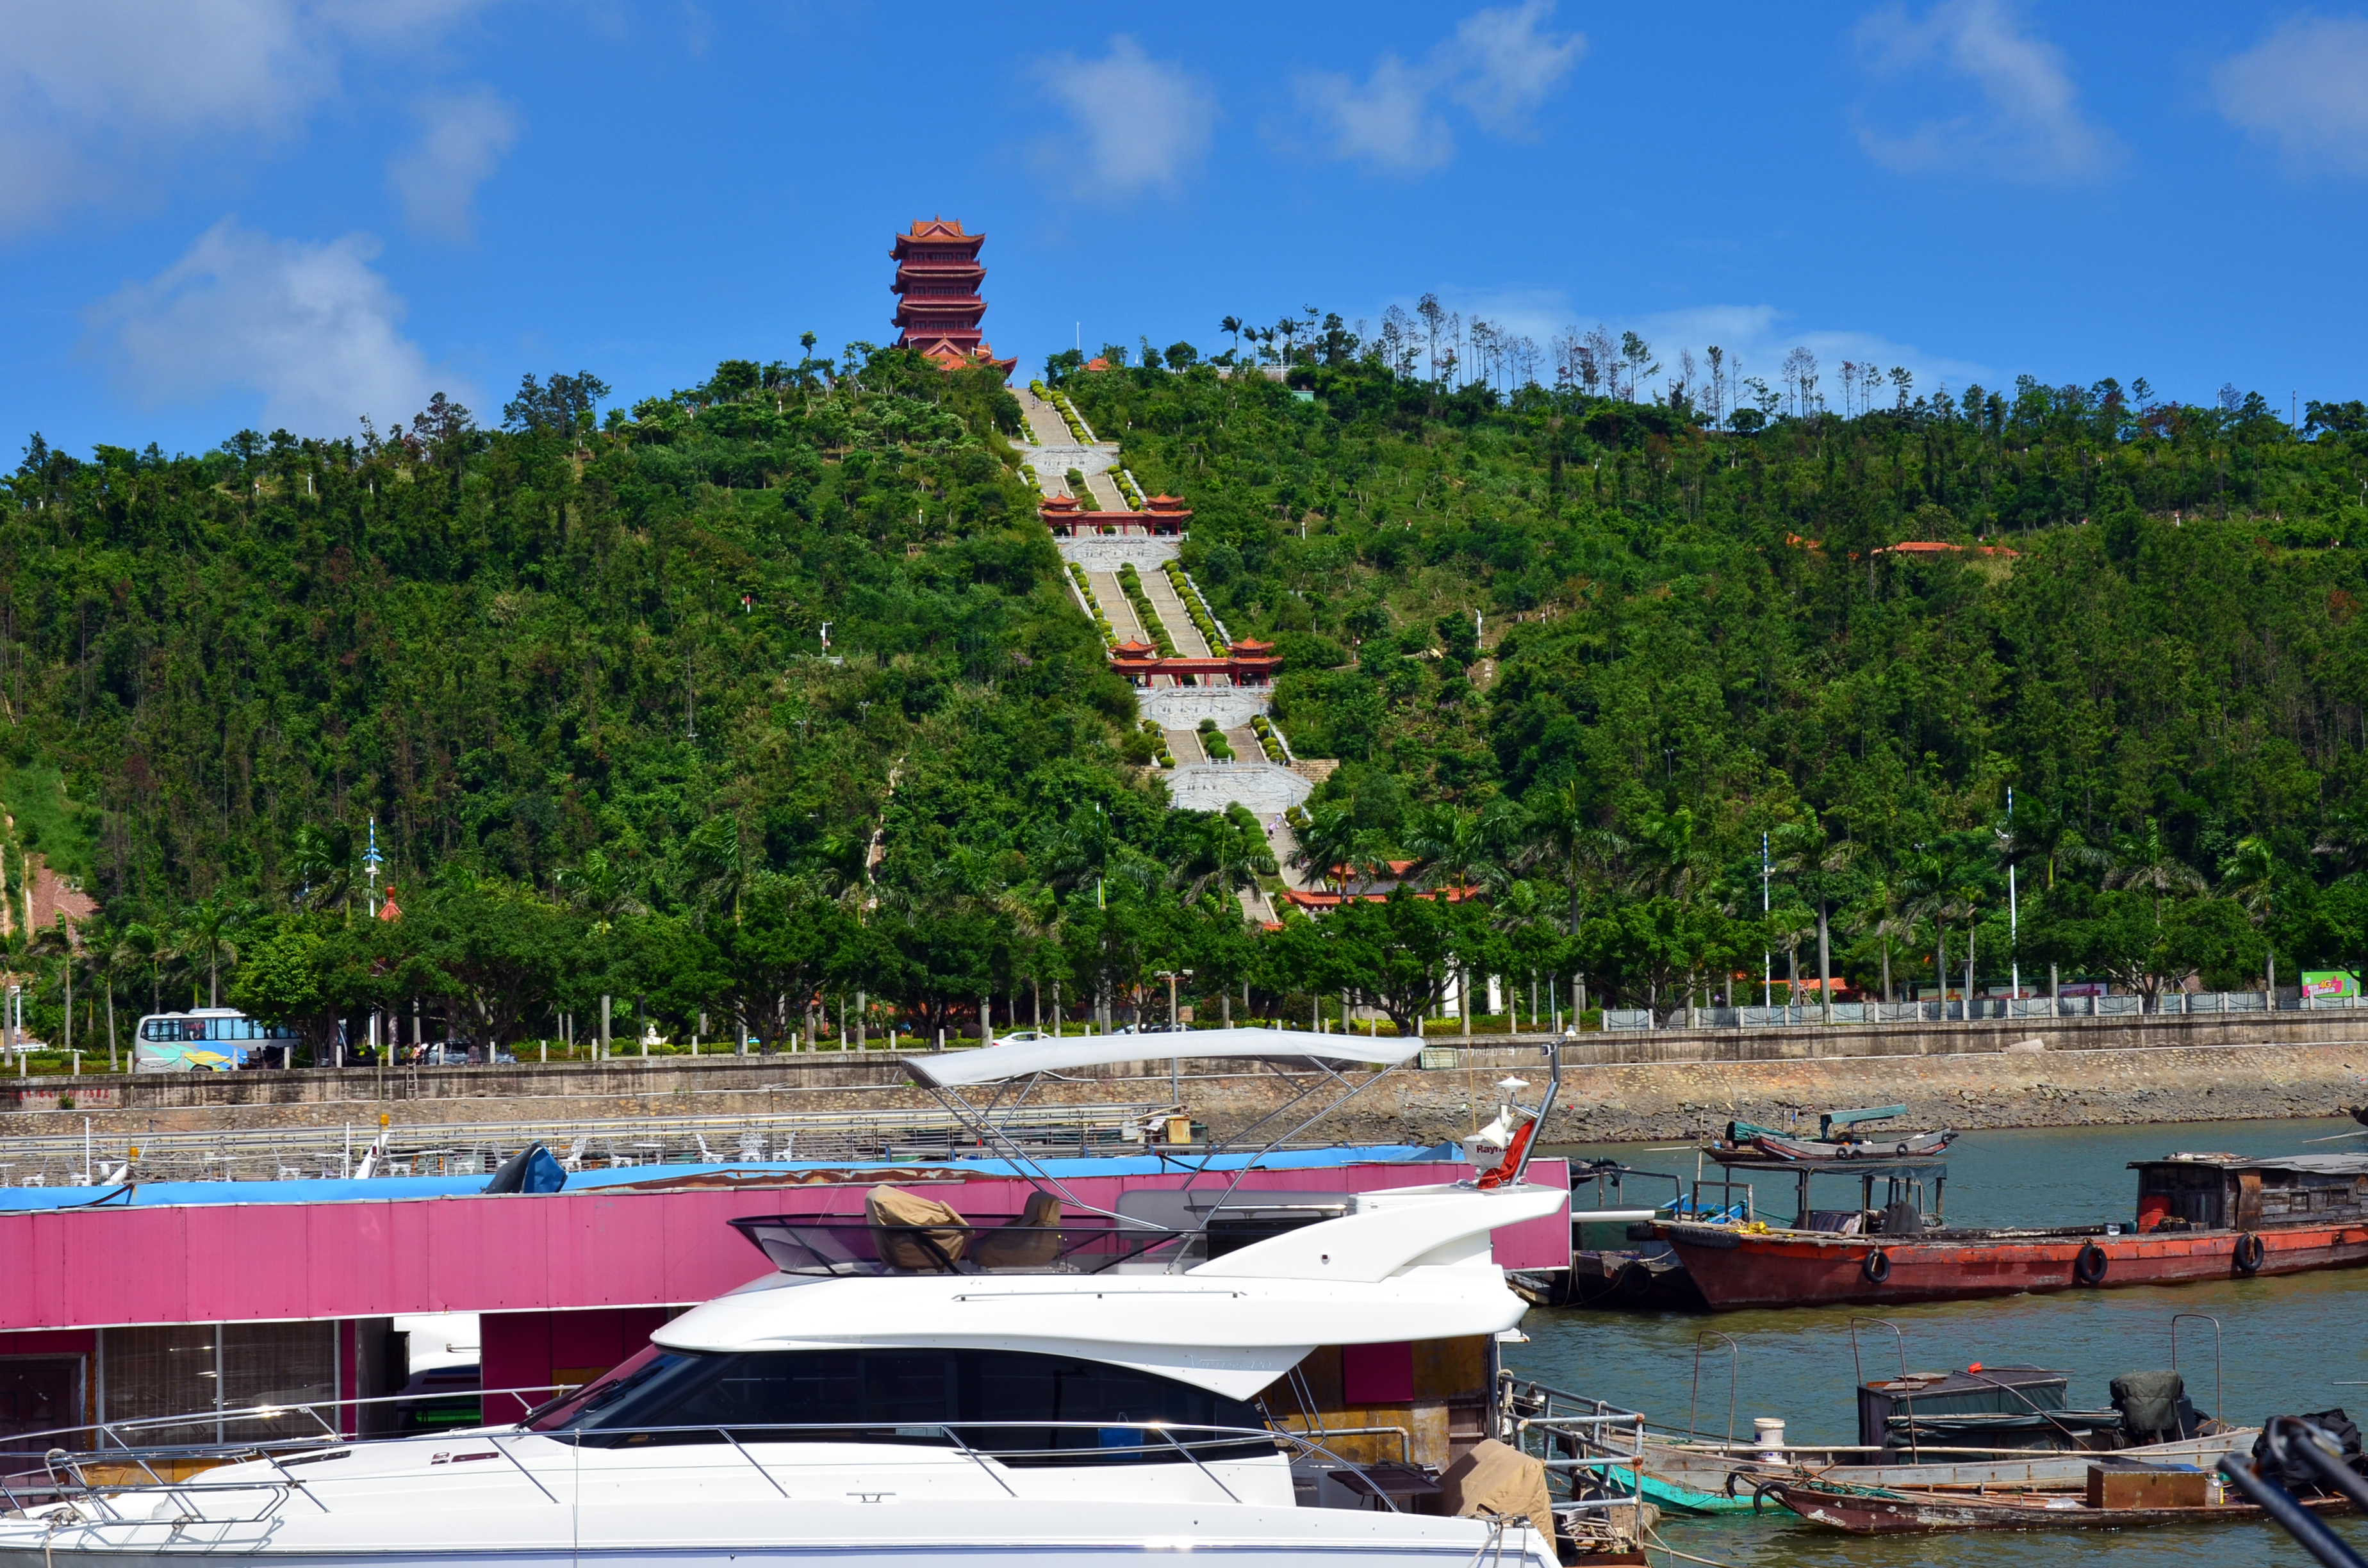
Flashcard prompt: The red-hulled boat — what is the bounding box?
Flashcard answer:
[1658,1152,2368,1311]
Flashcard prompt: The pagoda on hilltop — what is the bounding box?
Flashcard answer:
[890,218,1017,377]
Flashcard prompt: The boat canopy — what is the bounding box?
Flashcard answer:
[2130,1154,2368,1175]
[901,1027,1424,1089]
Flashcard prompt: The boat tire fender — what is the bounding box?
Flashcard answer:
[1861,1248,1891,1284]
[2074,1241,2109,1286]
[1750,1479,1788,1516]
[2234,1231,2266,1275]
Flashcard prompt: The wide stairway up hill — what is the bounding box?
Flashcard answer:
[1012,382,1329,917]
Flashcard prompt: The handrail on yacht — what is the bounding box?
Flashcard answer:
[5,1418,1413,1523]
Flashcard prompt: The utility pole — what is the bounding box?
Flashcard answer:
[2007,785,2021,999]
[1761,831,1772,1009]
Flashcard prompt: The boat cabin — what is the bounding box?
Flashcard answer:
[1857,1366,2115,1453]
[730,1186,1505,1473]
[2131,1153,2368,1232]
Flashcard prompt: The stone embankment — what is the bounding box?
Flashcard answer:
[4,1014,2365,1144]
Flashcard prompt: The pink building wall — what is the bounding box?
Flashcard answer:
[0,1162,1569,1335]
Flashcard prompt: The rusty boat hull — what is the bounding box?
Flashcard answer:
[1658,1219,2368,1310]
[1769,1478,2350,1534]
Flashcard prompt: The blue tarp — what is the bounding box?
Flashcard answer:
[0,1144,1448,1212]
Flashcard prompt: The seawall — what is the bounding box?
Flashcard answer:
[2,1013,2364,1143]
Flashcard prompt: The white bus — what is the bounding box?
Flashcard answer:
[133,1007,302,1072]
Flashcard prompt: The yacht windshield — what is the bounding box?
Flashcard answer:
[528,1347,1272,1465]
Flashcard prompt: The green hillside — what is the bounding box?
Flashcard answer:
[9,336,2368,1056]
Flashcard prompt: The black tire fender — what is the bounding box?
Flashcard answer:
[1862,1248,1892,1284]
[1751,1478,1789,1515]
[2234,1231,2267,1275]
[2074,1241,2109,1286]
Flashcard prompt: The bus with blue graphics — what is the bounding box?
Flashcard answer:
[133,1007,300,1072]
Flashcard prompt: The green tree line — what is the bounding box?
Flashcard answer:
[9,317,2368,1065]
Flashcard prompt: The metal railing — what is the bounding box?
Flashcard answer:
[1497,1374,1648,1532]
[0,1102,1177,1186]
[1561,991,2287,1034]
[0,1396,1411,1526]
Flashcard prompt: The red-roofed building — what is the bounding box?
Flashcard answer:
[890,218,1016,377]
[1038,493,1190,537]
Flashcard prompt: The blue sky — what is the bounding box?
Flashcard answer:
[5,1,2368,455]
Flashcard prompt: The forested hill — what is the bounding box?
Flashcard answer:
[8,338,2368,1047]
[3,352,1135,925]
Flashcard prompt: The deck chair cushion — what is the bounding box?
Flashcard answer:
[971,1190,1064,1271]
[1437,1437,1557,1547]
[866,1185,969,1270]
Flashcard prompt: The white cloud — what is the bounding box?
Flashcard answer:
[87,217,452,434]
[388,84,521,242]
[1033,37,1213,197]
[2213,16,2368,174]
[1298,58,1452,172]
[1295,1,1583,174]
[1444,2,1586,135]
[1854,0,2119,181]
[0,0,497,236]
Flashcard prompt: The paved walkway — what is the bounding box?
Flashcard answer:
[1165,727,1207,765]
[1014,384,1072,450]
[1139,571,1212,658]
[1011,384,1117,503]
[1085,571,1148,643]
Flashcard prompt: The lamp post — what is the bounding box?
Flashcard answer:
[1155,969,1193,1102]
[1761,831,1772,1010]
[2006,786,2021,999]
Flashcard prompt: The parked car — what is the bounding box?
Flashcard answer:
[410,1041,518,1066]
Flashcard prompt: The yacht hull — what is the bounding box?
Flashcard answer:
[0,1499,1554,1568]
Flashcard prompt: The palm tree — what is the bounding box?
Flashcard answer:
[559,848,646,936]
[1848,866,1919,1005]
[1219,316,1243,360]
[1902,845,1959,1007]
[1514,780,1586,935]
[1404,803,1493,897]
[1998,794,2084,997]
[115,921,169,1015]
[2219,835,2289,998]
[176,892,250,1008]
[285,823,345,911]
[1772,821,1854,1018]
[27,916,74,1059]
[1172,812,1277,908]
[1289,800,1362,894]
[2103,817,2207,919]
[682,815,750,927]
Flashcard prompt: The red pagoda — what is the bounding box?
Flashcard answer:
[890,218,1017,377]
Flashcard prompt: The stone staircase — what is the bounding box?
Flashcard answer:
[1014,383,1321,892]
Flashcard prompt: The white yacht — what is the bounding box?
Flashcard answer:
[0,1033,1579,1568]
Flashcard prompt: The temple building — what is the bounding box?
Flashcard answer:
[890,218,1017,376]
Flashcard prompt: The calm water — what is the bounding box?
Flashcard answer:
[1513,1118,2368,1566]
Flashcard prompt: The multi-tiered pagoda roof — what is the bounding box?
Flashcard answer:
[890,218,1015,376]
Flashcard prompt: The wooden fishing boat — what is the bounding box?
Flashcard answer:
[1661,1152,2368,1310]
[1766,1473,2350,1533]
[1711,1105,1957,1164]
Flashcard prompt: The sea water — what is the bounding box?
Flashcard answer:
[1515,1118,2368,1565]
